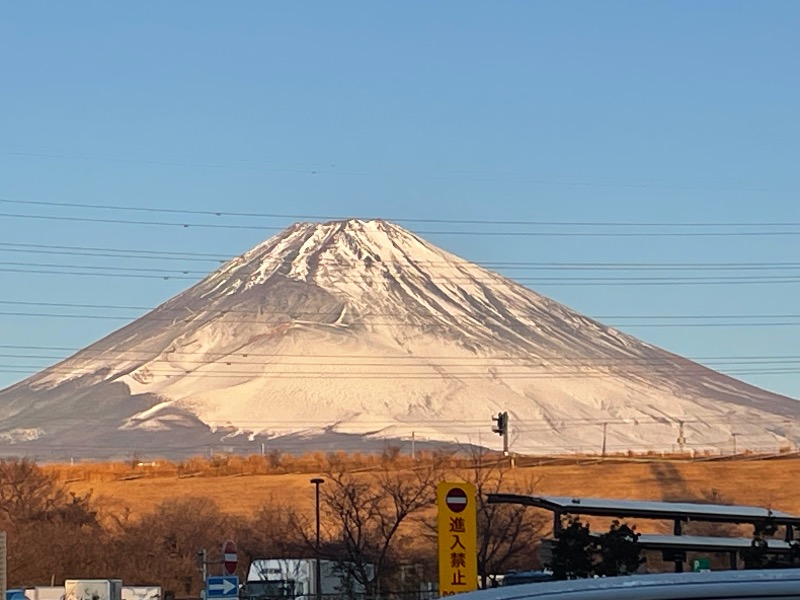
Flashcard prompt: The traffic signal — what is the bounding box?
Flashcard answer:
[491,411,508,436]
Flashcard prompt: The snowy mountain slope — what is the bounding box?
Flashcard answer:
[0,219,797,458]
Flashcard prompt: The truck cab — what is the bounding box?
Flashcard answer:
[243,558,370,600]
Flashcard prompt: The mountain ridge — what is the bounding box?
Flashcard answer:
[0,219,797,459]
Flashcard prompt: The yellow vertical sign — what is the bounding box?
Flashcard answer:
[437,482,478,596]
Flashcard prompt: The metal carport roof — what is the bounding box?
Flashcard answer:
[487,493,800,527]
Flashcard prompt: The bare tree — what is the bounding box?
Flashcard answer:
[290,454,443,597]
[108,497,243,594]
[0,458,95,525]
[236,496,307,566]
[0,459,106,585]
[420,448,547,587]
[463,448,547,587]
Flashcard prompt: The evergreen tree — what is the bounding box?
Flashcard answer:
[548,517,597,580]
[596,520,644,576]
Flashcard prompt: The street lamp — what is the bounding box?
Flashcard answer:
[310,477,324,600]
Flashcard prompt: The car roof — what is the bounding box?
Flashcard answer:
[456,570,800,600]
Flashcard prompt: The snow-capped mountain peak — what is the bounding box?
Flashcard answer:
[0,220,796,459]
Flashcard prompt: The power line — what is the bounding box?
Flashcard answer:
[0,267,195,280]
[5,412,795,429]
[0,361,796,378]
[0,309,798,327]
[2,410,794,454]
[3,241,798,271]
[0,369,796,380]
[4,354,798,380]
[0,260,196,275]
[3,245,800,274]
[2,210,800,236]
[0,241,222,259]
[1,344,795,363]
[0,246,225,264]
[2,196,799,228]
[2,262,799,285]
[0,299,797,321]
[3,351,798,367]
[6,442,793,456]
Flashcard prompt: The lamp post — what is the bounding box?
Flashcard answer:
[310,477,324,600]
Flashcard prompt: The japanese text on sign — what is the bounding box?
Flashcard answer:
[437,482,477,596]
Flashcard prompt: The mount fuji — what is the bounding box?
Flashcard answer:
[0,219,797,460]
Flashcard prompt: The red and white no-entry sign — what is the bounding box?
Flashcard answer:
[223,540,238,575]
[445,487,468,513]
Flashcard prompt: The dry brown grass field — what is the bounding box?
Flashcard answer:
[45,452,800,534]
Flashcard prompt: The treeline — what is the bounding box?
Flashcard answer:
[45,448,455,482]
[45,447,744,486]
[44,447,597,484]
[1,454,545,595]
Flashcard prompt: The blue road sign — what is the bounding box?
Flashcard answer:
[206,576,239,598]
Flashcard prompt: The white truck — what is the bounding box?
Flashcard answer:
[64,580,123,600]
[24,587,66,600]
[121,588,161,600]
[244,558,369,600]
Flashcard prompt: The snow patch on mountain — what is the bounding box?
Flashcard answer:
[0,219,797,457]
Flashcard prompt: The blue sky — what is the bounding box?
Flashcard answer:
[0,1,798,398]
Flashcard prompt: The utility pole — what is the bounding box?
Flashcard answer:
[411,431,416,460]
[0,531,7,600]
[601,422,608,458]
[310,478,324,600]
[197,548,208,599]
[732,432,739,455]
[677,420,686,454]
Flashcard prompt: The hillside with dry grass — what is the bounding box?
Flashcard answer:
[3,451,798,593]
[48,451,800,528]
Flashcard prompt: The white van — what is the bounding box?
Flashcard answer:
[452,569,800,600]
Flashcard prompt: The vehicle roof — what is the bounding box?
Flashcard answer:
[502,571,552,580]
[455,569,800,600]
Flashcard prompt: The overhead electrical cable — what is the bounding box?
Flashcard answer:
[2,349,798,365]
[5,412,795,428]
[2,241,798,270]
[0,310,798,327]
[0,344,794,363]
[0,365,796,379]
[1,299,797,321]
[1,196,799,227]
[2,210,799,236]
[1,263,799,285]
